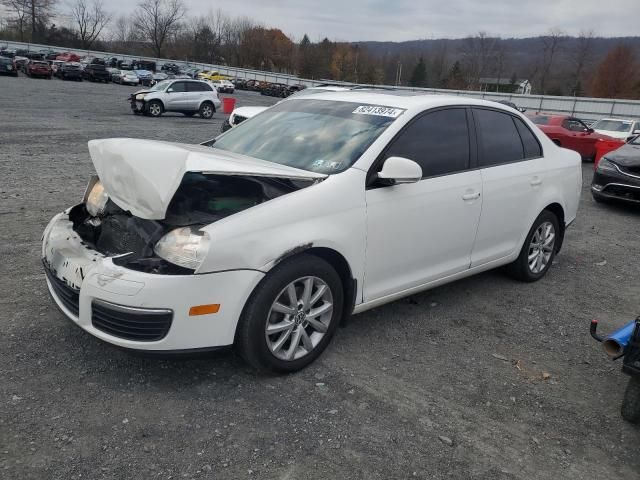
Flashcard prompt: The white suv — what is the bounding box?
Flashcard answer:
[130,79,221,119]
[43,91,581,372]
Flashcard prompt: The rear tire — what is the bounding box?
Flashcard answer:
[236,254,344,373]
[199,101,215,119]
[621,376,640,424]
[507,210,559,282]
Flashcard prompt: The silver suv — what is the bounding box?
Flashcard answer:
[130,79,222,119]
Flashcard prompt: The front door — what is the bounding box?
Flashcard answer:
[364,108,482,302]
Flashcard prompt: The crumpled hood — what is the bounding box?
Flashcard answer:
[606,143,640,167]
[87,138,326,220]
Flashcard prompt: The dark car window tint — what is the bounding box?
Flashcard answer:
[170,82,187,92]
[562,118,587,132]
[384,108,470,178]
[188,82,212,92]
[513,117,542,158]
[474,109,524,167]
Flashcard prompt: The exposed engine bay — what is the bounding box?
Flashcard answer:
[70,172,314,274]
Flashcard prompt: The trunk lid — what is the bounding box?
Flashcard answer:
[88,138,326,220]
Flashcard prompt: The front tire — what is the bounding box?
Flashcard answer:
[621,376,640,424]
[236,254,344,373]
[507,210,559,282]
[147,100,163,117]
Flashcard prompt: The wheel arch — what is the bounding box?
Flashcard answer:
[199,99,216,111]
[147,97,165,111]
[267,246,357,325]
[543,202,565,253]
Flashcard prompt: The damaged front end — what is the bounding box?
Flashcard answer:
[68,171,315,275]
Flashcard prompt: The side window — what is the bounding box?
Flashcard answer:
[473,109,524,167]
[384,108,470,178]
[513,117,542,158]
[170,82,186,92]
[562,118,586,132]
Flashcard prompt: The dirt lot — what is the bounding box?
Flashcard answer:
[1,73,639,480]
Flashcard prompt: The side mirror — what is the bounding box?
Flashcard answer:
[167,88,174,92]
[586,128,594,134]
[377,156,422,185]
[633,129,640,135]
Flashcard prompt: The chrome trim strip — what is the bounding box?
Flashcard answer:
[92,298,173,316]
[613,163,640,180]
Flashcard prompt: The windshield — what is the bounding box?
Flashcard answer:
[212,99,402,174]
[592,119,632,132]
[530,115,551,125]
[150,80,171,91]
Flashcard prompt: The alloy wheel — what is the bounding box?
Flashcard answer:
[528,221,555,274]
[265,276,334,361]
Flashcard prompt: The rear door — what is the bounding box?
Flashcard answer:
[470,108,546,266]
[186,82,211,109]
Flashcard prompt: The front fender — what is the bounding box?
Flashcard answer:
[197,168,367,284]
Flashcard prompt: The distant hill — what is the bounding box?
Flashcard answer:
[358,36,640,76]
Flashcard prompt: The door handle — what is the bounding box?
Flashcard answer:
[462,192,481,201]
[530,176,542,186]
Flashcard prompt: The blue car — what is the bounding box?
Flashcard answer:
[134,69,153,86]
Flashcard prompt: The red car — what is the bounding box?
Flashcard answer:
[56,52,81,63]
[529,114,616,162]
[26,60,52,79]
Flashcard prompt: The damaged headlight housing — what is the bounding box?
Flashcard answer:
[84,176,109,217]
[135,93,147,100]
[154,226,211,270]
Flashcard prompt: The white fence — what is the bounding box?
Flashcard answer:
[3,39,640,122]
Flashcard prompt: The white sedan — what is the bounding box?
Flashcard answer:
[42,91,581,372]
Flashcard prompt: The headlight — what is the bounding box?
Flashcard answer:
[83,176,109,217]
[597,158,617,173]
[154,227,210,270]
[135,93,146,100]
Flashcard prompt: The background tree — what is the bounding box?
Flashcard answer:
[568,30,595,96]
[1,0,56,42]
[133,0,186,57]
[69,0,111,49]
[537,28,565,94]
[409,57,427,87]
[590,45,639,99]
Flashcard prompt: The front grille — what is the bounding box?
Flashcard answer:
[91,300,173,342]
[602,184,640,202]
[44,265,80,316]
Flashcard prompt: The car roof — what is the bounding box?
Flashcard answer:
[291,89,526,113]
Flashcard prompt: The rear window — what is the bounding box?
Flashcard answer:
[187,82,212,92]
[473,108,525,167]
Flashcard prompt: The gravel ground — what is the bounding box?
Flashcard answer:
[1,73,639,480]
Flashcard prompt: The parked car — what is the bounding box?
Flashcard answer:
[220,106,269,132]
[119,71,139,86]
[184,67,201,78]
[211,79,235,93]
[530,114,615,162]
[134,69,154,87]
[26,60,52,79]
[161,62,181,74]
[220,85,352,132]
[14,56,29,72]
[261,83,288,97]
[133,60,156,72]
[117,60,133,70]
[129,79,221,118]
[43,92,580,371]
[56,52,81,63]
[1,48,16,58]
[82,63,111,82]
[25,52,45,61]
[150,72,169,86]
[0,56,18,76]
[592,134,640,204]
[591,118,640,142]
[49,60,65,75]
[57,62,83,81]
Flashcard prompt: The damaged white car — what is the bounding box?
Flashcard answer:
[42,91,581,372]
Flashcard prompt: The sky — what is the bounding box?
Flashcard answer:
[97,0,639,42]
